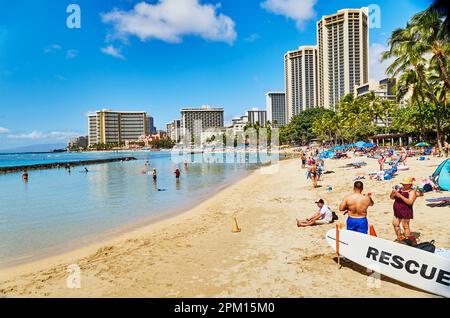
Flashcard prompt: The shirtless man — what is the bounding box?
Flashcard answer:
[339,181,374,234]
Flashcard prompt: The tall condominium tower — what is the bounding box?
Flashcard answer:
[317,8,369,110]
[247,108,268,127]
[88,110,147,146]
[284,45,318,122]
[180,105,224,142]
[265,92,286,128]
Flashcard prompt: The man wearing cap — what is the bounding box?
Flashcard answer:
[296,199,334,227]
[390,177,418,241]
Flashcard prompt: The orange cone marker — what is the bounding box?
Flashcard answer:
[232,217,241,233]
[369,225,377,237]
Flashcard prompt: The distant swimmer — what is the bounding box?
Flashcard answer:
[145,160,149,166]
[22,170,29,181]
[152,168,157,180]
[84,167,89,173]
[174,168,180,179]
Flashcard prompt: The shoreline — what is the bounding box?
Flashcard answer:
[0,156,448,297]
[0,166,255,271]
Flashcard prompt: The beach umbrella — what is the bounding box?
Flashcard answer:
[354,141,366,148]
[346,143,354,147]
[332,145,345,151]
[416,142,429,147]
[363,143,375,148]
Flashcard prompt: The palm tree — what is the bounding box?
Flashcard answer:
[382,23,446,151]
[429,0,450,40]
[410,9,450,88]
[395,69,427,140]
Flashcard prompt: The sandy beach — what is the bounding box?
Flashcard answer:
[0,155,448,297]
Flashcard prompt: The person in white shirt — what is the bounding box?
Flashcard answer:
[296,199,334,227]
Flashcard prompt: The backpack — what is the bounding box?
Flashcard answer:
[332,212,339,221]
[415,240,436,253]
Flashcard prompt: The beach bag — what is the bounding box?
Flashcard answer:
[415,240,436,253]
[332,212,339,221]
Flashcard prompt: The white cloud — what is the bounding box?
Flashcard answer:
[101,0,237,44]
[101,45,125,59]
[261,0,317,29]
[369,43,394,81]
[244,33,260,42]
[66,49,78,59]
[44,44,62,53]
[7,130,78,141]
[8,130,46,140]
[0,127,10,134]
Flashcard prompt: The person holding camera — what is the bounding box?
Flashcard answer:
[390,177,418,241]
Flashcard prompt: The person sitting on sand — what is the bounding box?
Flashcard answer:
[297,199,333,227]
[339,181,374,234]
[390,177,418,241]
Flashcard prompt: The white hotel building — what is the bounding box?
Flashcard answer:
[283,7,370,121]
[317,8,369,110]
[284,45,319,122]
[88,110,148,146]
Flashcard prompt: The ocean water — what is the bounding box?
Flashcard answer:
[0,151,276,266]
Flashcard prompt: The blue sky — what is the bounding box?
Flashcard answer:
[0,0,431,149]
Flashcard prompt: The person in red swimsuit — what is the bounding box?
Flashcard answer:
[390,177,418,241]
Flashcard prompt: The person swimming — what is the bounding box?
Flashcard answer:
[84,167,89,173]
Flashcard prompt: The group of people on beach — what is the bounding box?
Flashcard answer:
[297,178,418,242]
[295,142,427,242]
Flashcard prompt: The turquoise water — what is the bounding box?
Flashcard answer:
[0,151,274,266]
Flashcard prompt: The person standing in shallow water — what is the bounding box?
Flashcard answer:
[174,168,180,179]
[22,170,28,182]
[152,168,157,180]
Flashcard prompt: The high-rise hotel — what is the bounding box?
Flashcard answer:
[284,46,319,122]
[284,7,369,120]
[88,109,148,146]
[317,8,369,110]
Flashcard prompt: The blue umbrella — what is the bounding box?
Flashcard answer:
[354,141,366,148]
[346,143,355,147]
[332,145,345,151]
[416,142,429,147]
[363,143,375,148]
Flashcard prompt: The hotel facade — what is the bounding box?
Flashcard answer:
[317,8,369,110]
[180,106,224,142]
[283,7,369,121]
[284,46,319,122]
[266,92,286,127]
[88,110,148,146]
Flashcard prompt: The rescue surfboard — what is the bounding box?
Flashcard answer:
[326,229,450,297]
